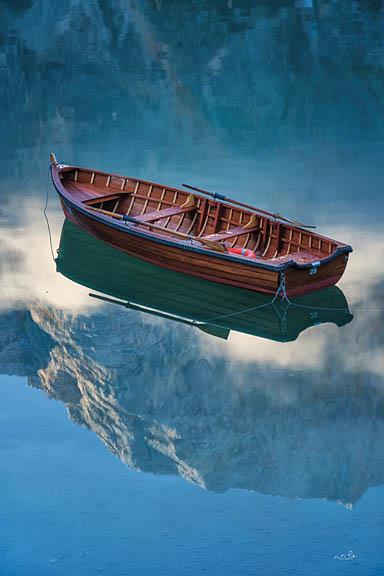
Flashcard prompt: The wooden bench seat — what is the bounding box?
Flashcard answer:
[83,192,128,206]
[83,191,196,221]
[138,204,195,223]
[202,224,261,242]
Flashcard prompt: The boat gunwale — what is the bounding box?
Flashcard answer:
[51,164,353,273]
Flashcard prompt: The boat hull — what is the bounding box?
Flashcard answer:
[60,198,348,297]
[56,218,353,342]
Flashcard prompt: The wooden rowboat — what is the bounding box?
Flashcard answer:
[56,219,353,342]
[50,154,352,297]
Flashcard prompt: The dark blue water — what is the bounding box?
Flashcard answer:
[1,2,384,574]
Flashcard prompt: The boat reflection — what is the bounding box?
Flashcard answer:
[56,219,353,342]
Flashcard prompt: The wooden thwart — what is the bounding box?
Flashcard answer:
[138,197,196,223]
[203,220,260,242]
[84,192,130,206]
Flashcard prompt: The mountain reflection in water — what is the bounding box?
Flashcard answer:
[0,226,383,505]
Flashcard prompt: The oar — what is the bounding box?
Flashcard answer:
[182,183,316,229]
[86,205,227,252]
[90,292,201,325]
[89,293,230,340]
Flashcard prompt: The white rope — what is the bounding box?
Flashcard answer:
[43,167,56,262]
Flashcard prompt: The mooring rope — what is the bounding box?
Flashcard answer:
[203,271,384,325]
[205,272,290,323]
[44,166,56,262]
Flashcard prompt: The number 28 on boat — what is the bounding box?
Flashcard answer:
[50,153,352,297]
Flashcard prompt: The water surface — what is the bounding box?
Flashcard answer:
[1,2,384,574]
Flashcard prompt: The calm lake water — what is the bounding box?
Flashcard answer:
[1,1,384,575]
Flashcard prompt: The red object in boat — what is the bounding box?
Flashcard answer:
[227,247,256,259]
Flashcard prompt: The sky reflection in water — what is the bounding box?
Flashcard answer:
[1,1,384,575]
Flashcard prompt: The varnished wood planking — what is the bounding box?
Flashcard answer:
[53,162,352,296]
